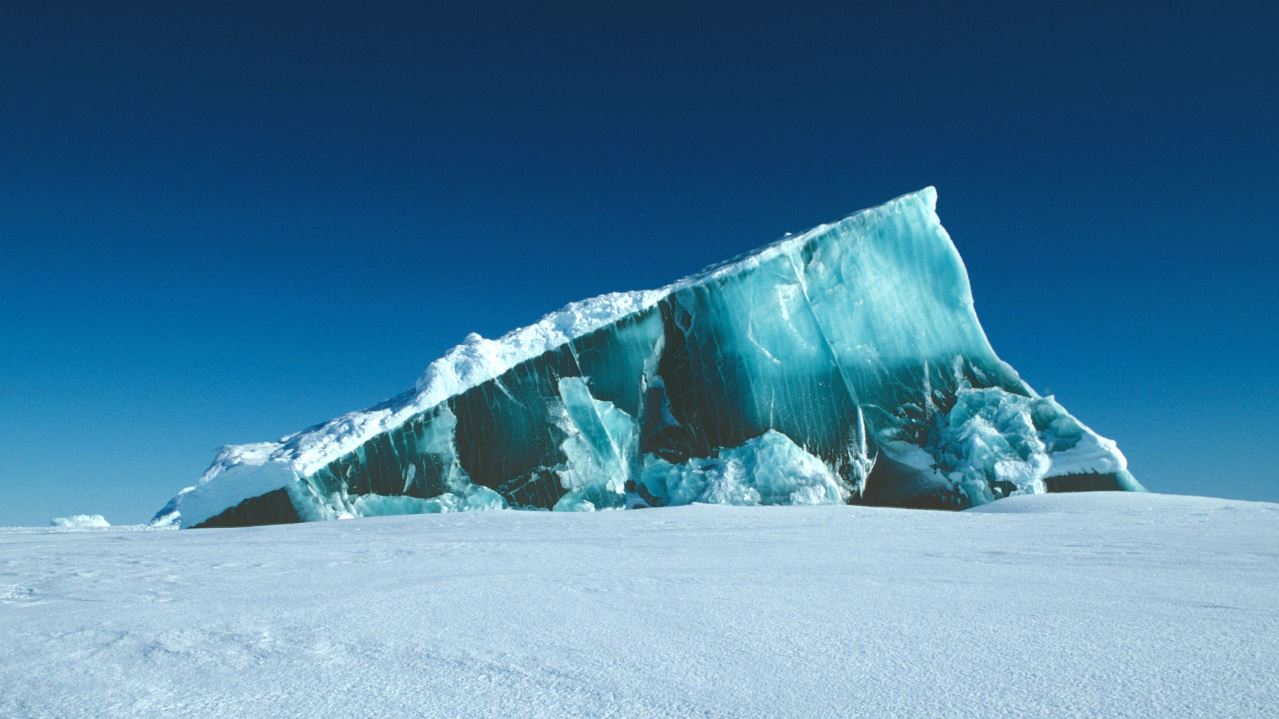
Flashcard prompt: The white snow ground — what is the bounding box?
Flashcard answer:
[2,493,1276,718]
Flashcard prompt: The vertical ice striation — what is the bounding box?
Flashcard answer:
[156,187,1140,528]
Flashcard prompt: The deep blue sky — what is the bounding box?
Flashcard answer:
[1,2,1276,525]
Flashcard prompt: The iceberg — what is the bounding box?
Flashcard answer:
[50,514,111,529]
[157,187,1140,528]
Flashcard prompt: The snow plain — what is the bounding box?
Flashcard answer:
[2,492,1276,718]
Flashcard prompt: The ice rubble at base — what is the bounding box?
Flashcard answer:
[552,377,848,511]
[929,387,1128,498]
[157,186,1140,528]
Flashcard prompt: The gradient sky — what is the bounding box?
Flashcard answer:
[1,2,1276,525]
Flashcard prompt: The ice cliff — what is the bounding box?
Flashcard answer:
[156,187,1140,528]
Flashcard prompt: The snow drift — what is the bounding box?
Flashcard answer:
[157,187,1140,528]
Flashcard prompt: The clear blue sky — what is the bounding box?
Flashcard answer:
[1,2,1275,525]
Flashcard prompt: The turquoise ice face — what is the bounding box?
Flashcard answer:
[160,187,1139,528]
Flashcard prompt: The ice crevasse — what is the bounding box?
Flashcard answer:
[155,187,1141,528]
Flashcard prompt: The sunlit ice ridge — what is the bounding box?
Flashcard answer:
[156,187,1141,528]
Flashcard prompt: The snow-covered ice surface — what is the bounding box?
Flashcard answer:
[3,493,1276,718]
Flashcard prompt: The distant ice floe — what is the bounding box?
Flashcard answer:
[50,514,110,529]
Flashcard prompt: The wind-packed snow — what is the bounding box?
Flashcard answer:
[4,493,1276,718]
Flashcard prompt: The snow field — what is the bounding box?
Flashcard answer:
[2,492,1276,718]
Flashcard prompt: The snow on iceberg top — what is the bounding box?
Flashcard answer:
[197,186,941,484]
